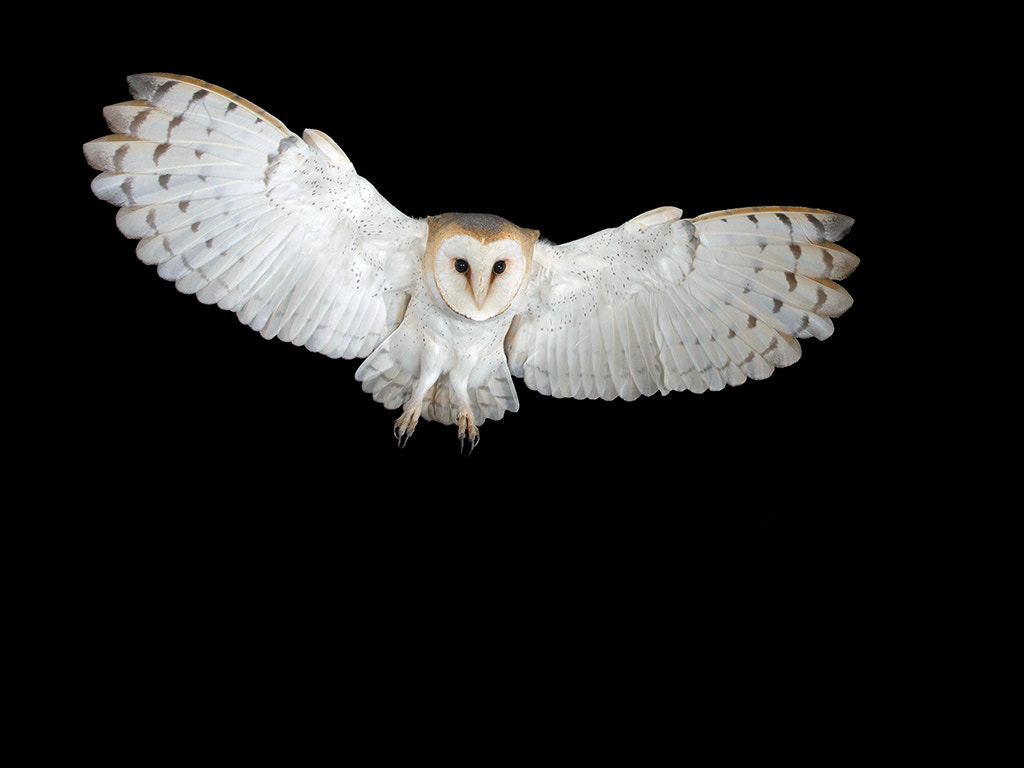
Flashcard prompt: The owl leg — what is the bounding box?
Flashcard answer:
[393,351,446,448]
[448,370,479,454]
[456,409,479,454]
[393,404,421,448]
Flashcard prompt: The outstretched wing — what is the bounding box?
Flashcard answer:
[84,73,428,360]
[506,205,858,400]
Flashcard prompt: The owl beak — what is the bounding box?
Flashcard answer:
[471,270,491,310]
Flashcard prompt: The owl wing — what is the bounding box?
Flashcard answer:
[84,73,428,360]
[506,205,858,400]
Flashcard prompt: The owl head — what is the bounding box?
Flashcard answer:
[424,213,539,322]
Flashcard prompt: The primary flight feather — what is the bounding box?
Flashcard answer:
[84,73,859,450]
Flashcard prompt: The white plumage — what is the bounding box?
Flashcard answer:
[87,74,426,362]
[509,206,857,401]
[85,73,859,449]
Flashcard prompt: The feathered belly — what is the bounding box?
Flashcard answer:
[355,296,519,425]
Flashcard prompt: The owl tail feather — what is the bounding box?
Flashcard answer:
[422,366,520,427]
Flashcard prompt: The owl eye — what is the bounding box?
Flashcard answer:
[454,259,469,273]
[492,260,506,275]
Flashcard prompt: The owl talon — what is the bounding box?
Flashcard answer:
[393,406,421,448]
[457,411,480,454]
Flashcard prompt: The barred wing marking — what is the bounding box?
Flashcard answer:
[506,206,858,400]
[84,73,428,360]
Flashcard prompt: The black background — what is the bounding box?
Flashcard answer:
[31,6,919,688]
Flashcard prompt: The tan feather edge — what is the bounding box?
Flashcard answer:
[135,72,293,137]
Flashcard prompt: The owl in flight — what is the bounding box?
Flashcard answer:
[84,74,859,450]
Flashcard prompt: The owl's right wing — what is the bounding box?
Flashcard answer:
[84,73,428,360]
[506,206,859,400]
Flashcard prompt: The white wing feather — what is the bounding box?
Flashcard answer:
[506,206,858,400]
[84,73,428,360]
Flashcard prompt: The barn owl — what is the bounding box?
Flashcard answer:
[84,73,859,450]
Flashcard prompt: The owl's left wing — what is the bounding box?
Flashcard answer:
[85,73,428,360]
[505,206,858,400]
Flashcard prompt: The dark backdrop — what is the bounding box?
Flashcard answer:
[38,7,909,675]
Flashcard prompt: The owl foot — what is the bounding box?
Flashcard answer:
[457,410,480,454]
[393,405,421,448]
